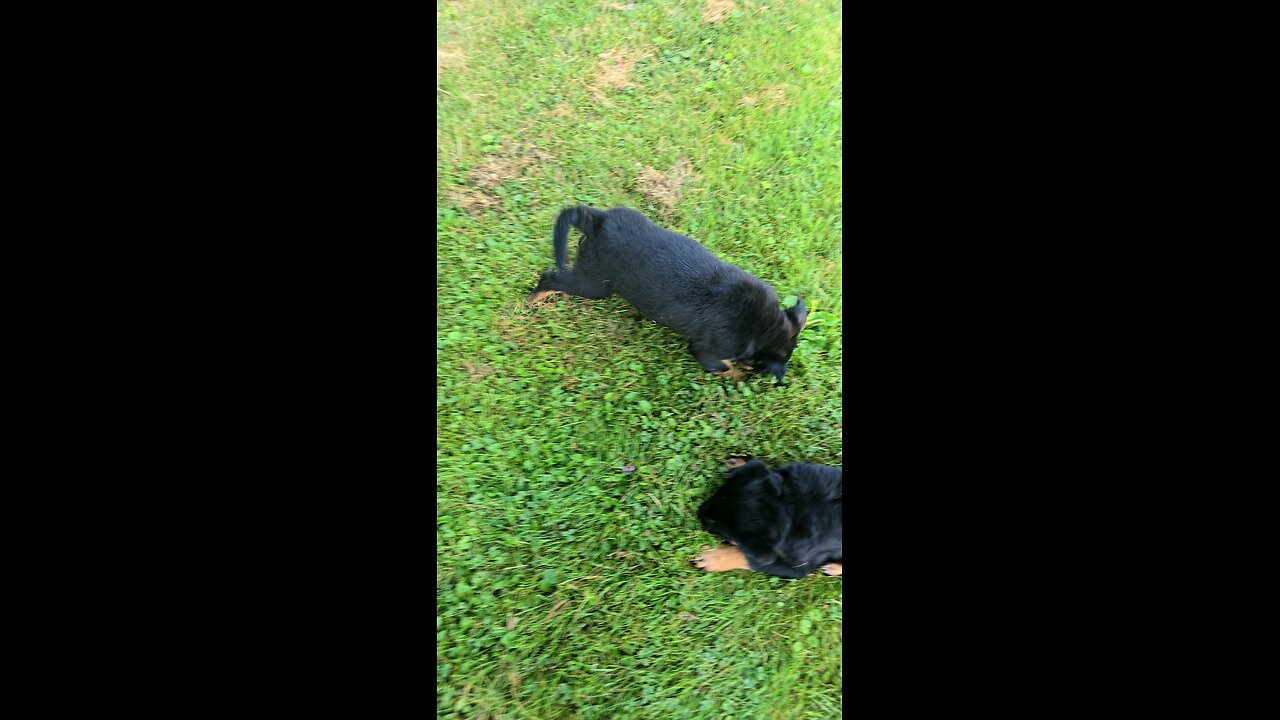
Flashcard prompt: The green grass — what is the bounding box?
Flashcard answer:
[437,1,842,717]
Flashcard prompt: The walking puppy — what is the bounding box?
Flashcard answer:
[693,458,842,579]
[528,205,806,383]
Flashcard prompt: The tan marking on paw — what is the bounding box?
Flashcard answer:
[692,545,750,572]
[527,289,563,304]
[820,563,842,576]
[713,360,746,383]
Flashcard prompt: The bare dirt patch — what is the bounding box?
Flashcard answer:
[445,188,497,216]
[703,0,738,23]
[467,158,526,191]
[469,140,555,190]
[595,47,643,91]
[520,142,555,166]
[454,140,556,211]
[437,45,466,86]
[460,360,496,380]
[739,84,790,110]
[634,159,694,217]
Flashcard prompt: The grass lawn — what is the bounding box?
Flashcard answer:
[437,1,842,717]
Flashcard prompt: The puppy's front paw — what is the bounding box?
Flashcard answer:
[691,545,750,572]
[714,365,747,383]
[820,563,842,577]
[527,289,563,305]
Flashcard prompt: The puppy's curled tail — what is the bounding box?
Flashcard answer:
[552,205,600,270]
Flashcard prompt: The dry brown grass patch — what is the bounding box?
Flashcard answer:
[594,47,644,91]
[455,140,556,212]
[460,360,496,380]
[468,140,555,190]
[467,158,525,191]
[634,158,693,217]
[445,188,497,216]
[703,0,738,23]
[494,313,528,346]
[437,46,466,86]
[738,84,790,110]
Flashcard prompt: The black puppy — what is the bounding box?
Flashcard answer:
[528,205,806,383]
[693,458,842,579]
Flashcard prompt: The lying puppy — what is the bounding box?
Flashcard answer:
[527,205,806,383]
[693,458,841,579]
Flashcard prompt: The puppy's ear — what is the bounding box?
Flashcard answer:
[728,458,771,480]
[785,297,807,333]
[746,472,791,566]
[767,471,785,497]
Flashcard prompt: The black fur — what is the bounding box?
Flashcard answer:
[529,205,807,383]
[697,459,842,579]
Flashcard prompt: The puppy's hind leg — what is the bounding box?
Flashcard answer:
[528,270,612,303]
